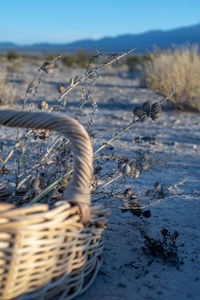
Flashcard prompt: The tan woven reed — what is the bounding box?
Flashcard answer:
[0,110,109,300]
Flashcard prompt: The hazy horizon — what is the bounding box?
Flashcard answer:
[0,0,199,44]
[1,21,200,46]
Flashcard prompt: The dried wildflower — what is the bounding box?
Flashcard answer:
[58,85,65,94]
[41,61,55,74]
[133,101,161,122]
[38,129,50,140]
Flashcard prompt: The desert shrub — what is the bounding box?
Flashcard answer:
[7,51,19,60]
[126,54,152,71]
[61,50,93,68]
[140,228,180,265]
[143,46,200,112]
[0,49,169,205]
[0,68,17,104]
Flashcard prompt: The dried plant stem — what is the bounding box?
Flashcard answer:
[56,48,136,103]
[2,51,136,168]
[94,121,136,155]
[99,174,122,189]
[30,87,178,204]
[1,140,21,167]
[16,138,63,189]
[30,121,136,203]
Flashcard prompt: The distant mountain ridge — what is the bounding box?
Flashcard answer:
[0,23,200,53]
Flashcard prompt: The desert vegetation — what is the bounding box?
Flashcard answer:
[0,46,199,299]
[0,67,17,105]
[143,46,200,111]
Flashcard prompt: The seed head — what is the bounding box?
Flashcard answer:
[122,164,131,175]
[38,100,48,110]
[58,85,65,94]
[42,61,55,74]
[133,169,140,178]
[142,101,151,115]
[141,160,150,170]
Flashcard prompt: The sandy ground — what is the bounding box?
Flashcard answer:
[1,63,200,300]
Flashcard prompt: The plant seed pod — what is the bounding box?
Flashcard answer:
[42,61,55,74]
[122,164,131,175]
[141,160,150,170]
[58,85,65,94]
[38,100,48,110]
[133,170,140,178]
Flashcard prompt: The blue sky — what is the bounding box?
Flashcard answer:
[0,0,199,44]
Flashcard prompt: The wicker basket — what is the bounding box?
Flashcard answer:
[0,110,109,300]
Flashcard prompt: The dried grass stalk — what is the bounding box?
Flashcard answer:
[0,68,17,105]
[144,46,200,111]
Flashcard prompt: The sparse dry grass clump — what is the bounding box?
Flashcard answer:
[61,50,94,68]
[0,68,17,105]
[144,46,200,112]
[126,53,152,71]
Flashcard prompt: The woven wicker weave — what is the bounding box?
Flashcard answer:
[0,110,109,300]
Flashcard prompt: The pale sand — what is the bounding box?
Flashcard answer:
[1,64,200,300]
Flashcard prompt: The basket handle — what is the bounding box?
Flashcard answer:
[0,110,93,223]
